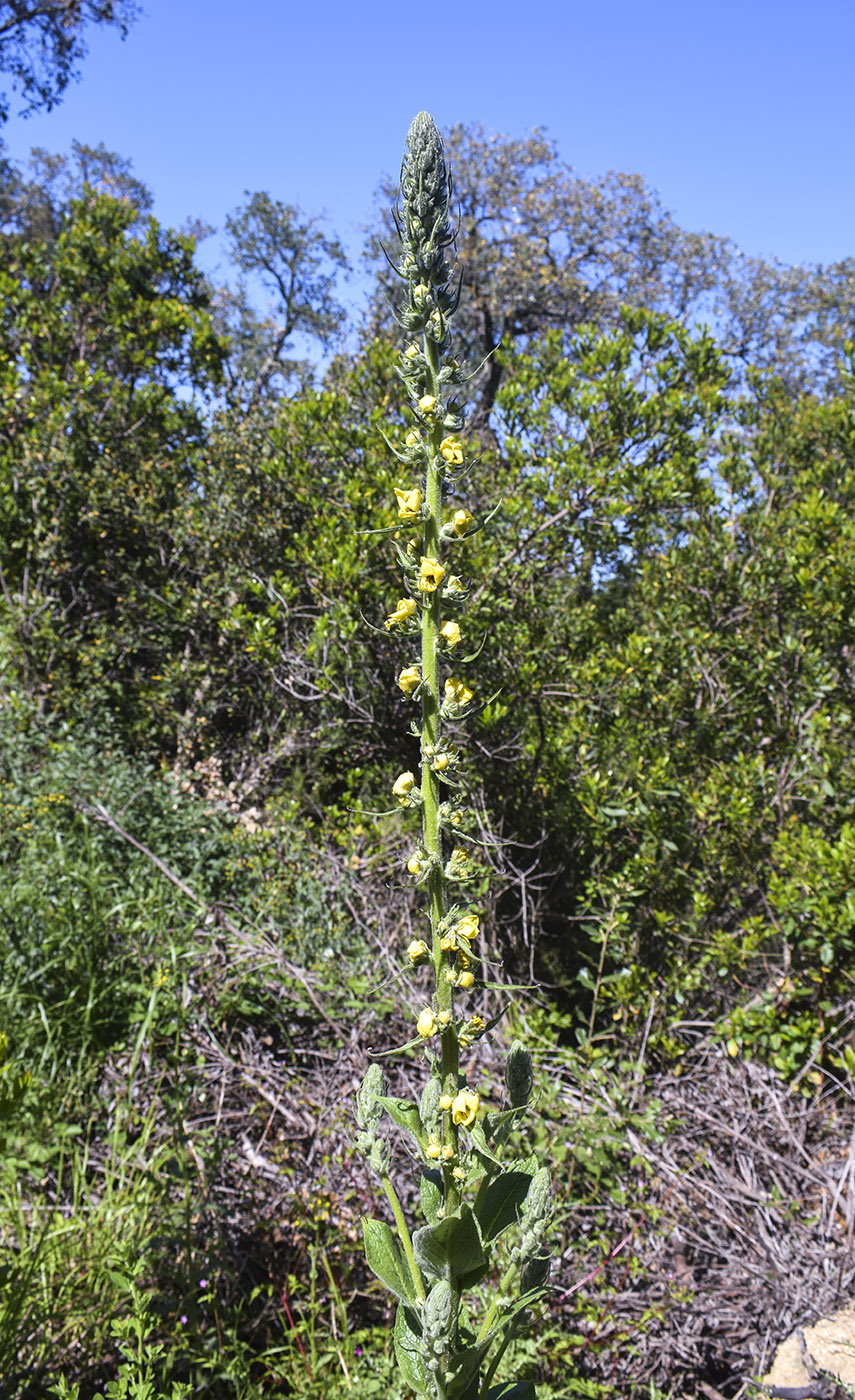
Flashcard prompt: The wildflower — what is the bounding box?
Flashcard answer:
[395,487,422,520]
[444,677,474,708]
[451,1089,480,1129]
[453,508,474,535]
[405,431,420,448]
[392,771,416,803]
[385,598,417,630]
[458,970,475,990]
[417,1007,438,1038]
[440,438,464,466]
[426,1133,442,1160]
[452,1166,465,1182]
[441,1143,454,1161]
[444,574,466,598]
[413,283,429,303]
[432,751,450,772]
[418,557,445,592]
[407,938,429,964]
[440,934,457,952]
[439,1094,453,1111]
[440,620,462,648]
[438,1009,452,1026]
[405,343,419,358]
[455,914,480,942]
[418,394,438,415]
[398,665,421,696]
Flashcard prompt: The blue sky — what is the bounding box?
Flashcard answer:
[2,0,853,298]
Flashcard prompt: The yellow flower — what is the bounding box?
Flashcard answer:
[440,934,456,952]
[440,438,464,466]
[385,598,417,630]
[439,1094,454,1111]
[440,620,462,648]
[444,575,466,597]
[407,938,429,963]
[432,752,450,772]
[418,394,438,415]
[392,771,416,802]
[405,430,420,448]
[453,1165,465,1182]
[426,1133,442,1160]
[395,487,422,520]
[444,677,474,707]
[455,914,480,942]
[418,557,445,592]
[405,343,420,358]
[417,1007,438,1038]
[407,850,425,875]
[453,508,474,535]
[451,1089,479,1129]
[398,665,421,696]
[458,970,475,990]
[438,1009,452,1026]
[441,1143,454,1160]
[413,283,429,302]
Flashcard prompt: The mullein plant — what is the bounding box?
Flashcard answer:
[353,113,551,1400]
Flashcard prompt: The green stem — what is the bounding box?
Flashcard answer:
[421,331,461,1213]
[381,1172,426,1303]
[475,1258,521,1349]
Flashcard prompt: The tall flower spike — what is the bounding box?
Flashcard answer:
[357,114,551,1400]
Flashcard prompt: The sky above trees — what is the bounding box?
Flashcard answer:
[1,0,853,294]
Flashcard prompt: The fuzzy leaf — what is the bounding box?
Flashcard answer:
[413,1203,487,1287]
[363,1217,418,1303]
[376,1094,428,1149]
[446,1346,482,1400]
[420,1169,443,1223]
[394,1303,430,1396]
[477,1170,535,1241]
[468,1121,503,1167]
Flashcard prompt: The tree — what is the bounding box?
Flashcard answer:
[0,186,225,731]
[367,124,855,437]
[0,0,138,123]
[218,191,349,407]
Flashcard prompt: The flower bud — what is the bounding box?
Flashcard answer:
[421,1279,453,1345]
[393,770,415,800]
[439,620,462,649]
[407,938,429,965]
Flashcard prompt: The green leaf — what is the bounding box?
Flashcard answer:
[477,1170,535,1241]
[362,1217,418,1303]
[446,1346,482,1400]
[468,1121,503,1168]
[413,1203,487,1288]
[394,1303,429,1396]
[485,1384,537,1400]
[376,1094,428,1149]
[420,1169,443,1223]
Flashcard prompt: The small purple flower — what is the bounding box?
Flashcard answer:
[199,1278,208,1290]
[180,1315,188,1326]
